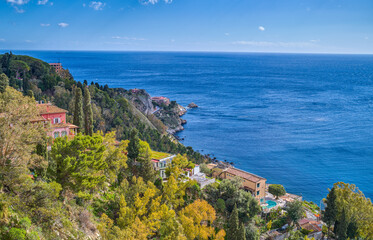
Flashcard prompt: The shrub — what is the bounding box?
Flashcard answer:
[7,228,26,240]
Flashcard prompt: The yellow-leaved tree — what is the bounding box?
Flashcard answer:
[179,199,225,240]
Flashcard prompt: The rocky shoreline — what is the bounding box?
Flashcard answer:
[123,88,189,136]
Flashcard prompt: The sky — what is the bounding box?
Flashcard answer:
[0,0,372,53]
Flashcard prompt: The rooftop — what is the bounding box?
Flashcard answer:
[52,123,78,129]
[225,167,266,183]
[37,103,68,115]
[151,151,172,160]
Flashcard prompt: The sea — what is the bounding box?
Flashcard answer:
[3,50,373,203]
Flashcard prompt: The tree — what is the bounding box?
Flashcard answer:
[268,184,286,199]
[138,141,156,182]
[178,199,217,240]
[238,222,246,240]
[73,87,84,132]
[335,208,348,240]
[49,134,107,199]
[83,86,94,136]
[227,204,240,240]
[323,187,337,239]
[0,73,8,93]
[285,200,304,225]
[0,87,46,178]
[9,60,30,79]
[245,223,260,240]
[127,128,140,176]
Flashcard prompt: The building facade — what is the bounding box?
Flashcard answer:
[152,155,176,179]
[49,63,63,74]
[216,167,267,200]
[35,103,78,139]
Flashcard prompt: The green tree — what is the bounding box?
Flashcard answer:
[83,86,94,136]
[335,208,348,240]
[285,200,304,225]
[0,87,46,181]
[238,222,246,240]
[73,87,84,132]
[268,184,286,199]
[227,204,240,240]
[138,141,156,182]
[49,134,107,199]
[0,73,9,93]
[323,187,337,239]
[127,129,140,176]
[245,223,259,240]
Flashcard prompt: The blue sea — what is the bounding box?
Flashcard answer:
[4,50,373,203]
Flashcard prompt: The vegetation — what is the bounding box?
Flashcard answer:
[268,184,286,199]
[1,53,372,239]
[322,182,373,239]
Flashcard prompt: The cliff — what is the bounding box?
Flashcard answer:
[123,88,187,134]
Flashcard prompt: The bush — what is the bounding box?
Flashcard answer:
[7,228,26,240]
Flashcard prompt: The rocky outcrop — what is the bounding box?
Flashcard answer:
[188,102,198,108]
[123,88,187,134]
[124,89,155,115]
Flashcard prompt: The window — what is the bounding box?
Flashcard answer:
[54,118,61,124]
[257,191,260,196]
[257,183,260,188]
[54,132,60,138]
[61,131,67,137]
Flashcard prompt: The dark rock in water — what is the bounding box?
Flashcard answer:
[188,102,198,108]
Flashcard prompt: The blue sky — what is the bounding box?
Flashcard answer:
[0,0,372,53]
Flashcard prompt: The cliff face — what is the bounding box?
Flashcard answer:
[124,89,187,134]
[124,89,155,115]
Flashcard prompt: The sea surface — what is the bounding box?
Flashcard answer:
[4,50,373,203]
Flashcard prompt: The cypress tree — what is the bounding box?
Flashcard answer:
[83,87,93,136]
[73,87,84,132]
[336,208,348,240]
[0,73,9,93]
[127,129,140,176]
[238,222,246,240]
[323,187,337,239]
[227,204,240,240]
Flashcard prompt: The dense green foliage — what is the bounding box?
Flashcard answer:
[83,86,94,136]
[0,52,205,163]
[268,184,286,199]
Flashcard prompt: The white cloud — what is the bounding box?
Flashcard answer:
[140,0,172,5]
[0,38,5,42]
[89,1,106,10]
[232,40,316,48]
[58,22,69,28]
[37,0,48,5]
[112,36,146,41]
[6,0,30,5]
[365,37,369,40]
[258,26,265,31]
[170,39,175,43]
[40,23,50,27]
[224,33,230,36]
[25,40,32,43]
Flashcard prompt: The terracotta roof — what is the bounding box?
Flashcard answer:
[37,103,68,114]
[151,159,160,163]
[52,123,78,129]
[225,167,266,183]
[30,115,48,122]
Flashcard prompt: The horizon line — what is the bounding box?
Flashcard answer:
[1,49,373,56]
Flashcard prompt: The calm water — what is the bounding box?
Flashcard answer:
[4,50,373,203]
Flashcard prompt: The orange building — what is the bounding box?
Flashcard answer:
[214,167,267,200]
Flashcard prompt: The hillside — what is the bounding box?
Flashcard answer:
[0,52,205,163]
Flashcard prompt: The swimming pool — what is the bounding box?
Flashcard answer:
[262,200,277,209]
